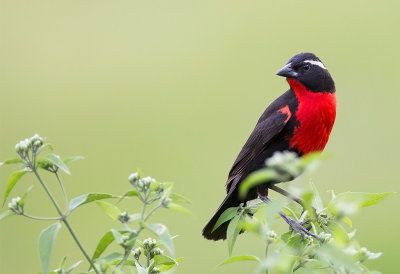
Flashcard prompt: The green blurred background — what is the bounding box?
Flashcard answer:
[1,0,399,273]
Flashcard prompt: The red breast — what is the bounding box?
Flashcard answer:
[287,79,336,155]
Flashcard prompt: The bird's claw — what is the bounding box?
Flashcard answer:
[287,217,318,239]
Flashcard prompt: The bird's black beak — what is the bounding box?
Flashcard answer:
[276,63,298,78]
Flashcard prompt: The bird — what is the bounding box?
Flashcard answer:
[202,52,336,241]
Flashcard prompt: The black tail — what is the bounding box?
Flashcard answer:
[202,190,241,241]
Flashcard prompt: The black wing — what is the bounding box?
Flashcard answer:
[225,91,295,192]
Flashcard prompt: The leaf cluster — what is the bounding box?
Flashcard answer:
[0,135,189,274]
[216,151,393,273]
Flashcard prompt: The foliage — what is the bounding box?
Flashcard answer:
[0,134,189,274]
[216,151,393,273]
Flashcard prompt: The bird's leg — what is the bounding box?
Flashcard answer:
[269,184,304,207]
[269,185,314,230]
[258,194,318,239]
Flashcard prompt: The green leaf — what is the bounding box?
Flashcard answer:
[63,155,84,165]
[219,255,261,266]
[91,230,129,265]
[239,169,278,198]
[212,207,239,232]
[167,203,191,215]
[309,181,324,212]
[342,216,352,227]
[331,222,350,246]
[44,153,70,175]
[117,190,139,203]
[158,257,183,271]
[0,210,13,220]
[2,169,27,206]
[69,193,115,211]
[264,200,284,225]
[95,201,121,220]
[19,185,34,208]
[299,151,326,172]
[169,193,191,204]
[95,252,123,265]
[227,214,241,255]
[91,231,115,263]
[39,222,61,274]
[110,229,123,243]
[136,264,150,274]
[59,256,67,270]
[255,251,297,274]
[36,143,54,155]
[153,254,177,267]
[0,158,22,167]
[317,244,360,272]
[328,192,394,216]
[65,261,82,274]
[147,223,175,255]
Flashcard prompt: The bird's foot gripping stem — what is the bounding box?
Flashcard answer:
[259,195,318,239]
[279,212,317,239]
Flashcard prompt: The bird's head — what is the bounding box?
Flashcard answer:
[276,53,335,93]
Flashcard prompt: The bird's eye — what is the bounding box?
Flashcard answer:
[303,64,310,71]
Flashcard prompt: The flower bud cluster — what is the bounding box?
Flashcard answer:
[15,134,44,155]
[318,232,332,244]
[266,151,301,177]
[8,197,23,214]
[266,230,277,244]
[317,212,330,228]
[118,211,131,224]
[118,235,131,248]
[161,197,172,207]
[128,173,156,192]
[143,238,157,249]
[142,238,164,260]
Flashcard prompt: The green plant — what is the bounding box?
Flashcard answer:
[0,134,188,274]
[215,151,393,273]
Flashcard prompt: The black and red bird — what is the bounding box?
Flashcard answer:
[202,53,336,240]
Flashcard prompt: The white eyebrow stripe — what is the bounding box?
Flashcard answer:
[304,60,327,69]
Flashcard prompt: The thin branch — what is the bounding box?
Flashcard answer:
[22,213,60,221]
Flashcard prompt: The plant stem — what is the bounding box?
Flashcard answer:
[144,204,162,222]
[62,219,100,273]
[33,170,64,216]
[22,213,60,221]
[118,191,150,271]
[265,243,269,274]
[33,170,100,274]
[140,192,149,220]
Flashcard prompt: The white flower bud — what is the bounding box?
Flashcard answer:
[128,172,140,185]
[8,196,22,214]
[15,143,21,153]
[152,247,163,256]
[266,230,277,244]
[143,237,157,249]
[141,176,155,186]
[118,211,130,223]
[118,235,130,247]
[132,248,141,259]
[318,232,332,243]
